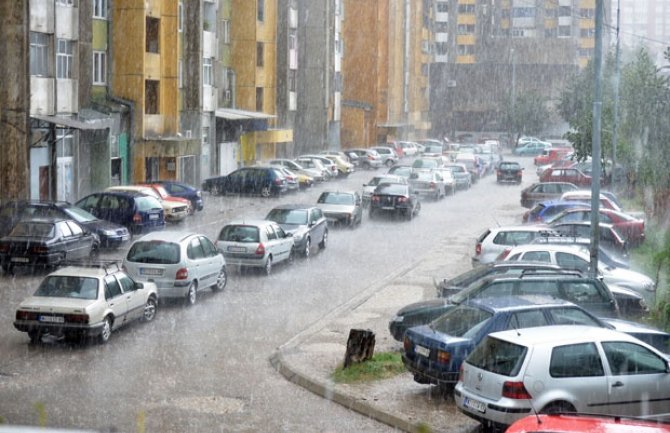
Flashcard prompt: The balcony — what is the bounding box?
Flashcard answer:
[145,52,161,80]
[203,86,217,112]
[29,0,55,33]
[203,31,218,59]
[55,3,78,39]
[56,78,78,113]
[30,76,55,115]
[436,12,448,22]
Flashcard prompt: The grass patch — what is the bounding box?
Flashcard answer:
[331,351,406,384]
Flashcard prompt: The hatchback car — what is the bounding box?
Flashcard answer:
[371,146,400,167]
[265,205,328,257]
[546,207,645,246]
[320,154,355,177]
[454,325,670,429]
[295,157,332,180]
[76,191,166,236]
[203,166,288,197]
[348,148,384,169]
[408,170,447,201]
[520,182,578,208]
[154,180,204,212]
[13,262,158,344]
[472,225,558,266]
[316,191,363,228]
[107,185,189,223]
[496,161,523,184]
[216,220,295,276]
[369,183,421,221]
[299,155,339,179]
[123,231,227,305]
[513,139,552,156]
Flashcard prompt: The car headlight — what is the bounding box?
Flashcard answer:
[196,191,202,197]
[103,230,118,236]
[391,315,404,323]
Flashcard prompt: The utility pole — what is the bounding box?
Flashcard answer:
[611,0,621,190]
[589,0,604,277]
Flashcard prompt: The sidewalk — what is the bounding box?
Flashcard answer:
[270,237,482,433]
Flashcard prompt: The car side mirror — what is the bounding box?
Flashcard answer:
[135,282,144,290]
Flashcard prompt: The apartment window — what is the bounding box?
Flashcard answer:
[437,2,448,13]
[457,24,475,35]
[93,51,106,84]
[545,8,557,18]
[558,25,571,37]
[257,42,264,67]
[458,4,475,14]
[145,80,160,114]
[202,126,210,145]
[288,70,297,92]
[512,7,535,18]
[56,39,74,79]
[146,17,160,53]
[256,87,264,111]
[178,2,184,32]
[435,42,448,55]
[57,0,75,6]
[580,28,595,38]
[559,6,571,17]
[203,58,213,86]
[93,0,107,18]
[579,8,594,19]
[56,129,74,157]
[222,19,230,44]
[257,0,265,22]
[545,28,558,38]
[457,44,474,55]
[30,32,50,76]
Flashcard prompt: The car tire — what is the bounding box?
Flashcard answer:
[142,297,157,322]
[406,209,413,221]
[2,264,13,275]
[260,186,272,198]
[319,230,328,250]
[28,330,41,344]
[185,281,197,306]
[212,266,227,292]
[303,237,311,257]
[385,159,394,168]
[540,401,576,414]
[264,256,273,276]
[211,184,220,196]
[98,316,112,344]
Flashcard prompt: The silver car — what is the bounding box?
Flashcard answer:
[123,231,227,305]
[316,190,363,227]
[455,325,670,429]
[408,169,447,201]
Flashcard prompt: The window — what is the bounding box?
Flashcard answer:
[512,7,535,18]
[222,19,230,44]
[458,4,475,14]
[93,51,106,84]
[257,42,264,67]
[550,343,604,377]
[65,221,83,236]
[93,0,107,18]
[603,342,667,376]
[520,251,550,262]
[266,224,277,240]
[178,2,184,32]
[257,0,265,22]
[56,39,74,79]
[57,0,75,5]
[457,24,475,35]
[117,274,136,293]
[509,310,548,329]
[256,87,264,111]
[56,130,74,157]
[187,238,206,260]
[203,57,213,86]
[549,308,601,327]
[104,275,123,300]
[437,2,448,13]
[580,28,595,38]
[202,126,210,146]
[435,42,448,55]
[558,6,571,17]
[30,32,50,76]
[579,8,594,19]
[457,44,474,55]
[556,252,589,272]
[146,17,160,53]
[145,80,160,114]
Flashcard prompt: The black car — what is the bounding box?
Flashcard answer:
[496,161,523,183]
[0,200,130,248]
[0,217,100,273]
[265,204,328,257]
[75,191,165,236]
[203,166,288,197]
[369,183,421,221]
[154,180,204,212]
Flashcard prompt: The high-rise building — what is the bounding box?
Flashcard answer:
[614,0,670,65]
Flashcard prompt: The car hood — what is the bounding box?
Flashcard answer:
[18,296,96,312]
[602,267,655,291]
[319,203,356,213]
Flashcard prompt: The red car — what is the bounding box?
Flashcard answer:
[141,183,194,215]
[534,147,572,166]
[507,414,670,433]
[546,207,645,245]
[539,167,604,187]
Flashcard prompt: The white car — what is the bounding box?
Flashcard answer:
[123,231,227,305]
[216,220,295,276]
[455,325,670,429]
[13,262,159,344]
[371,146,400,167]
[472,225,559,266]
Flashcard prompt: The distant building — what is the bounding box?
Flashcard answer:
[615,0,670,65]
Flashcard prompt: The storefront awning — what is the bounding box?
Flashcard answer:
[31,114,113,130]
[215,108,276,120]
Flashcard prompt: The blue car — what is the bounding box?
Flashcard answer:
[523,200,586,223]
[401,296,667,386]
[154,180,204,212]
[75,191,165,236]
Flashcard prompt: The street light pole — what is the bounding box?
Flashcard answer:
[611,0,621,190]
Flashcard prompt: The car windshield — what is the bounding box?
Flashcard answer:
[220,225,261,243]
[430,305,492,338]
[266,208,308,225]
[34,276,99,300]
[412,171,434,181]
[10,222,54,237]
[126,240,180,264]
[319,193,354,205]
[412,159,439,169]
[62,206,98,222]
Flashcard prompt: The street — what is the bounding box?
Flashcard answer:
[0,156,531,432]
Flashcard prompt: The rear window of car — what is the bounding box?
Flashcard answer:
[126,240,180,264]
[134,196,161,211]
[375,184,407,195]
[550,342,604,377]
[10,222,54,237]
[219,225,260,243]
[493,231,535,246]
[466,336,527,376]
[266,208,308,225]
[412,159,439,169]
[318,193,354,205]
[431,305,493,338]
[35,276,99,300]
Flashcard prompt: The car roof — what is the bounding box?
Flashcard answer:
[49,261,123,278]
[320,190,358,195]
[486,225,557,233]
[131,230,199,243]
[489,261,564,270]
[16,216,69,224]
[269,204,317,210]
[224,219,277,227]
[488,325,641,347]
[464,295,576,312]
[506,243,588,254]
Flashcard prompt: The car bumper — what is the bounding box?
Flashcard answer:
[222,254,266,268]
[2,253,62,267]
[454,387,531,427]
[14,319,106,337]
[165,211,189,222]
[401,354,460,384]
[324,212,355,226]
[100,233,131,248]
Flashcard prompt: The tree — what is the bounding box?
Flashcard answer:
[502,91,550,145]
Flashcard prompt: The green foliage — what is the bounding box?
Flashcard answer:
[331,351,406,383]
[502,91,550,142]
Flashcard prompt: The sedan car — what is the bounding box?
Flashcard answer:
[216,220,295,276]
[496,161,523,184]
[316,191,363,228]
[0,217,100,274]
[362,174,407,206]
[154,180,204,212]
[545,207,646,246]
[455,326,670,429]
[369,183,421,221]
[13,262,158,344]
[520,182,578,208]
[0,200,130,248]
[123,231,227,305]
[408,169,447,201]
[203,166,289,197]
[265,205,328,257]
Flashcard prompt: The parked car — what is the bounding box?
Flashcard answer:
[408,169,447,201]
[316,191,363,228]
[265,204,328,257]
[550,221,629,258]
[107,185,189,223]
[202,166,288,197]
[387,142,405,158]
[411,157,446,170]
[520,182,578,208]
[472,225,558,266]
[0,217,100,274]
[154,180,204,212]
[321,154,354,177]
[540,167,602,187]
[533,147,572,166]
[216,220,295,275]
[296,156,333,180]
[431,167,457,196]
[496,161,523,184]
[454,326,670,429]
[361,174,407,206]
[139,183,194,215]
[506,414,670,433]
[369,183,421,221]
[348,148,384,170]
[522,200,589,223]
[371,146,400,167]
[299,155,339,179]
[560,190,622,211]
[397,141,419,156]
[455,154,485,182]
[0,200,130,249]
[513,139,552,156]
[529,235,630,270]
[13,262,158,344]
[545,207,645,246]
[421,144,445,158]
[268,158,324,183]
[75,191,165,236]
[122,231,227,305]
[444,163,472,190]
[402,296,634,386]
[272,166,301,192]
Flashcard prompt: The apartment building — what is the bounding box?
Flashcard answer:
[615,0,670,65]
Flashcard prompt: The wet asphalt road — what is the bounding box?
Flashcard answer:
[0,155,532,432]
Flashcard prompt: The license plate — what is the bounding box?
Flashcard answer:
[227,246,246,253]
[140,268,163,276]
[39,315,64,323]
[149,214,159,220]
[464,397,486,413]
[381,206,395,210]
[415,345,430,357]
[11,257,30,263]
[121,235,130,241]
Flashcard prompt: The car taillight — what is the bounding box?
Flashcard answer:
[16,310,38,321]
[133,213,142,223]
[497,248,512,260]
[255,243,265,256]
[273,178,282,185]
[64,313,89,324]
[30,246,49,254]
[502,381,532,399]
[430,182,436,189]
[475,243,482,255]
[176,268,189,280]
[0,244,9,253]
[496,170,501,176]
[368,155,374,160]
[398,197,407,203]
[371,196,380,203]
[403,336,412,352]
[436,350,451,364]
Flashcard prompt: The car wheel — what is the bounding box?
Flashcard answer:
[28,330,42,344]
[385,159,394,168]
[406,208,413,221]
[319,230,328,249]
[142,297,157,322]
[98,316,112,344]
[2,263,13,275]
[260,186,272,198]
[212,266,227,292]
[541,401,576,414]
[211,184,220,196]
[303,237,311,258]
[264,256,273,276]
[185,281,198,305]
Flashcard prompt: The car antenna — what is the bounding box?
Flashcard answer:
[528,398,542,425]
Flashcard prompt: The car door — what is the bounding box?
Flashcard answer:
[186,236,216,288]
[116,273,145,321]
[268,223,292,262]
[310,208,326,241]
[600,341,670,417]
[54,221,77,259]
[200,236,224,284]
[104,274,130,327]
[65,220,94,259]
